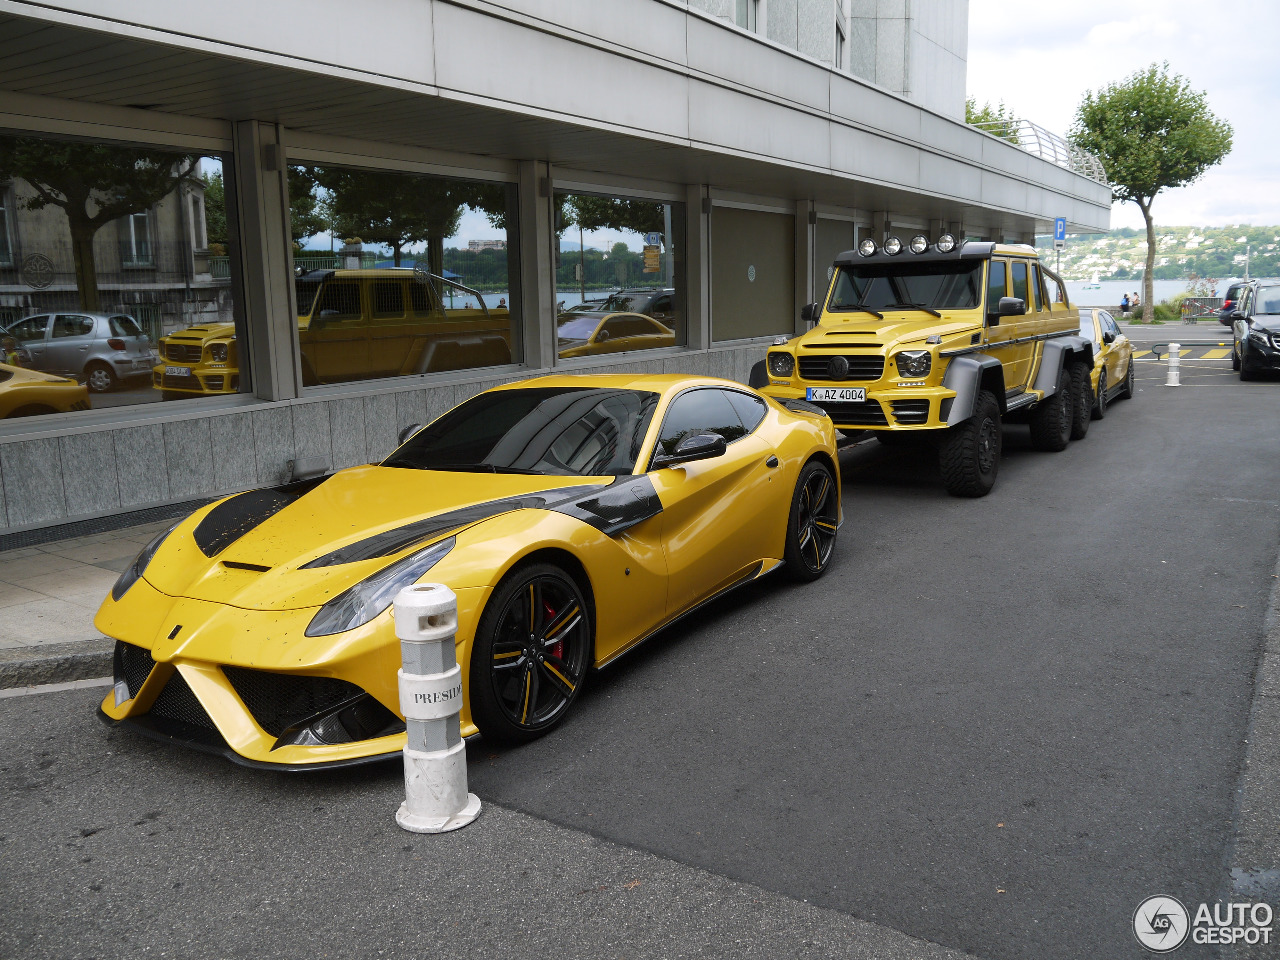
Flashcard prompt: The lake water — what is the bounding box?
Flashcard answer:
[1066,278,1240,307]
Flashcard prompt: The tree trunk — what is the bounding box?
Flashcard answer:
[427,235,445,302]
[392,241,402,268]
[69,220,101,313]
[1140,201,1156,323]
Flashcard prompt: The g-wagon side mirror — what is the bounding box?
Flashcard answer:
[800,301,822,325]
[654,432,727,467]
[998,297,1027,316]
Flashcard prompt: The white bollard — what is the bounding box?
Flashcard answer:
[1165,343,1180,387]
[394,583,481,834]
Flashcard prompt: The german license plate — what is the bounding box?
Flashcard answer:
[807,387,865,402]
[166,366,191,377]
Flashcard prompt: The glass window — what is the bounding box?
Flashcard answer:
[385,387,659,477]
[0,133,244,416]
[1257,286,1280,314]
[1042,268,1068,306]
[1011,261,1030,307]
[725,390,767,433]
[830,260,984,311]
[654,388,748,461]
[0,189,11,266]
[553,190,684,359]
[288,163,521,383]
[9,315,49,342]
[1029,265,1042,311]
[1078,311,1097,341]
[987,259,1008,314]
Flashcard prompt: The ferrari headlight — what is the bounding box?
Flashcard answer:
[111,521,179,601]
[210,342,229,362]
[767,351,795,378]
[305,537,455,637]
[895,350,932,379]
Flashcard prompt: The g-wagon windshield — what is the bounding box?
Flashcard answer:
[828,261,985,312]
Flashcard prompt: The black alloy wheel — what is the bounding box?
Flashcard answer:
[1121,358,1136,399]
[469,563,591,744]
[1092,370,1108,420]
[784,460,839,581]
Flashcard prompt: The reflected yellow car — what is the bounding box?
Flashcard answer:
[154,269,512,398]
[557,310,675,358]
[0,362,90,417]
[96,374,840,769]
[1077,307,1135,419]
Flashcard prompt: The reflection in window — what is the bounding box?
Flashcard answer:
[554,190,684,360]
[829,261,985,311]
[655,388,748,459]
[0,133,242,415]
[287,163,521,383]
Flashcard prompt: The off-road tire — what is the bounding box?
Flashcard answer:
[1029,367,1073,450]
[1068,362,1091,440]
[938,389,1001,498]
[1091,370,1108,420]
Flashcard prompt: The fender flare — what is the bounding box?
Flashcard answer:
[941,353,1004,425]
[748,359,768,389]
[1034,336,1094,395]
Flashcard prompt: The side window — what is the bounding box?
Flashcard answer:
[409,281,441,317]
[1010,261,1030,308]
[52,315,94,338]
[1031,265,1047,311]
[654,388,747,461]
[725,390,767,433]
[314,281,361,321]
[1078,311,1097,341]
[109,315,143,337]
[651,295,672,316]
[1042,269,1068,306]
[370,281,405,319]
[10,316,49,342]
[986,260,1008,318]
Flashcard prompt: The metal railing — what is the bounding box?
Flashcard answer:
[1180,297,1225,323]
[971,118,1109,185]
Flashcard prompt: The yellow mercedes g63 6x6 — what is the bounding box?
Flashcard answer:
[750,237,1093,497]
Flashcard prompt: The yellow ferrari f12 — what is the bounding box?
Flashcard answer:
[97,375,840,769]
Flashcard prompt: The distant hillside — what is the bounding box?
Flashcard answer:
[1034,225,1278,281]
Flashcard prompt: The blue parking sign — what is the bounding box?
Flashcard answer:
[1054,218,1066,242]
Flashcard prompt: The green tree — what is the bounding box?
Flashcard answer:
[287,167,329,245]
[566,195,666,241]
[0,138,196,311]
[965,97,1018,144]
[1071,64,1233,321]
[202,170,228,247]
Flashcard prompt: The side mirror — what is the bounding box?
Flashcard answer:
[397,423,422,445]
[800,301,822,325]
[998,297,1027,317]
[596,329,610,342]
[1102,330,1116,344]
[654,432,727,467]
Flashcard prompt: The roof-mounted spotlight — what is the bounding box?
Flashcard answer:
[858,238,878,257]
[883,236,903,256]
[935,233,957,253]
[909,235,929,255]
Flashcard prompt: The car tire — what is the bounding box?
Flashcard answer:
[783,459,839,581]
[1091,370,1108,420]
[1240,345,1256,381]
[1232,344,1241,371]
[938,389,1000,498]
[85,362,117,393]
[1068,362,1091,440]
[1120,359,1136,400]
[468,561,592,745]
[1029,367,1073,451]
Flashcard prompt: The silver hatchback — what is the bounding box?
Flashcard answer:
[5,312,157,392]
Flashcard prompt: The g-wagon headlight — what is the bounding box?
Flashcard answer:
[895,350,932,378]
[768,352,795,378]
[210,342,229,362]
[305,537,455,637]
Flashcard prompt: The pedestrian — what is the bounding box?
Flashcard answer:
[498,297,507,309]
[1121,293,1130,316]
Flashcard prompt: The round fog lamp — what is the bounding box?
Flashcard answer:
[883,236,903,256]
[936,233,956,253]
[910,235,929,255]
[858,238,878,258]
[767,351,795,378]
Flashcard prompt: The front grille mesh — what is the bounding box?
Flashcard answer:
[223,667,365,737]
[797,355,885,381]
[114,641,155,699]
[891,399,930,424]
[203,376,225,391]
[815,399,889,426]
[149,670,216,730]
[165,342,203,363]
[162,373,202,390]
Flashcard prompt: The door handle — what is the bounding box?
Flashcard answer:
[765,455,779,468]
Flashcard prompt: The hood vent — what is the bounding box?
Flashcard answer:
[223,561,271,572]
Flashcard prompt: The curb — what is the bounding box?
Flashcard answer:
[0,638,113,689]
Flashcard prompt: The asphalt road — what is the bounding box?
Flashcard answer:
[3,358,1279,959]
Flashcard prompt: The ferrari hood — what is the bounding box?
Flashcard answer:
[144,466,606,611]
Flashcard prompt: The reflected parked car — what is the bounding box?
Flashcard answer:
[0,361,91,417]
[557,311,675,358]
[5,312,156,393]
[1077,307,1135,419]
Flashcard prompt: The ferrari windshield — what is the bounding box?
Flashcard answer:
[828,261,984,312]
[384,387,660,477]
[556,315,603,341]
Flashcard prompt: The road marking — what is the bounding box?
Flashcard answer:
[0,676,112,699]
[1202,349,1232,359]
[1132,350,1151,358]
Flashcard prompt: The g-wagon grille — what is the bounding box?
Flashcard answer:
[162,374,202,390]
[203,376,224,391]
[149,670,216,731]
[797,355,885,381]
[223,666,366,737]
[165,343,203,363]
[113,641,155,699]
[814,399,889,426]
[891,399,930,424]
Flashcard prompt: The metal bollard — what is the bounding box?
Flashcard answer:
[1165,342,1181,387]
[394,583,481,833]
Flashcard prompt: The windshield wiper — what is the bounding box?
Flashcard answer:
[884,302,942,318]
[833,303,884,319]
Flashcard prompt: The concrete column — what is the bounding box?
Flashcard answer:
[872,210,888,243]
[684,184,710,351]
[231,120,299,401]
[796,200,815,336]
[517,160,554,369]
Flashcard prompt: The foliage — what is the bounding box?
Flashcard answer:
[965,97,1018,144]
[562,195,666,242]
[202,171,227,247]
[0,137,197,310]
[1071,63,1233,320]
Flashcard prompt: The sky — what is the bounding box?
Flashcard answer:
[967,0,1279,230]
